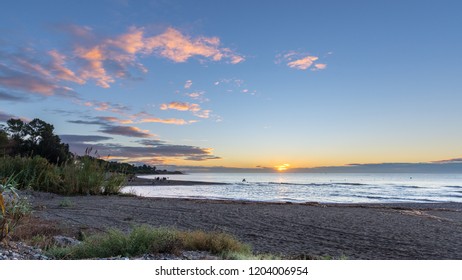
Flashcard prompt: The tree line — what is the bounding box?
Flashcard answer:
[0,118,165,174]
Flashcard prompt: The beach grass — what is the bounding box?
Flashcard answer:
[0,155,127,195]
[46,225,254,259]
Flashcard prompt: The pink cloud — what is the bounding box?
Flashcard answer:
[186,91,209,102]
[0,64,65,96]
[48,50,85,84]
[160,101,211,119]
[106,26,145,54]
[314,63,327,70]
[277,51,328,71]
[75,46,115,88]
[139,117,191,125]
[99,116,134,124]
[287,56,319,70]
[160,101,201,112]
[66,26,244,88]
[79,100,130,115]
[143,27,244,63]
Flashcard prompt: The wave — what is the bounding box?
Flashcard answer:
[443,185,462,189]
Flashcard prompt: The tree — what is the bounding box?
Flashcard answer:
[5,119,27,156]
[3,118,71,164]
[0,128,9,156]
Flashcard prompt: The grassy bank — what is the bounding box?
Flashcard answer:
[0,155,126,195]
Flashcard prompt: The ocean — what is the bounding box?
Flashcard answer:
[122,173,462,204]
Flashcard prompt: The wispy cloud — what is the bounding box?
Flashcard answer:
[0,63,74,96]
[59,134,113,143]
[0,110,18,122]
[186,91,209,102]
[74,46,115,88]
[138,117,192,125]
[160,101,210,119]
[432,158,462,164]
[160,101,200,112]
[78,100,131,115]
[98,116,134,124]
[68,117,155,138]
[213,78,256,95]
[0,91,27,102]
[143,27,245,64]
[287,56,319,70]
[99,125,154,138]
[276,51,328,71]
[48,50,85,84]
[184,80,193,89]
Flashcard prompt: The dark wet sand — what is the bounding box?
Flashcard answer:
[26,191,462,259]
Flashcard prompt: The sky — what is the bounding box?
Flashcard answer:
[1,0,462,172]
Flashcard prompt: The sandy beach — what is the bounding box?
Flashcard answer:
[24,185,462,260]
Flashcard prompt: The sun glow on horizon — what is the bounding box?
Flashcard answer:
[275,163,290,172]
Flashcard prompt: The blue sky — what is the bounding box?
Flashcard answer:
[1,0,462,171]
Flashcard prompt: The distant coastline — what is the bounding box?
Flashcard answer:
[126,175,227,186]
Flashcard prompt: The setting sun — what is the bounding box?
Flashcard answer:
[275,163,290,172]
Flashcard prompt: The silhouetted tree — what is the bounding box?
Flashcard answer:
[3,118,71,164]
[0,128,9,156]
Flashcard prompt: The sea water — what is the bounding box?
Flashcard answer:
[122,173,462,204]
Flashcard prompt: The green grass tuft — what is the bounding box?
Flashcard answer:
[47,226,253,260]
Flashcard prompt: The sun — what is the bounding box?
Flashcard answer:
[275,163,290,172]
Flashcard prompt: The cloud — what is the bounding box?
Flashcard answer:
[276,51,327,71]
[287,56,319,70]
[160,101,210,119]
[74,46,115,88]
[79,100,131,115]
[432,158,462,164]
[0,63,73,96]
[62,134,221,164]
[0,25,244,98]
[314,63,327,70]
[0,91,27,101]
[184,80,192,89]
[186,91,209,102]
[138,117,191,125]
[99,125,155,138]
[160,101,200,112]
[98,116,134,124]
[214,78,244,87]
[0,49,82,98]
[0,111,17,122]
[48,50,86,84]
[65,26,244,88]
[59,134,113,143]
[143,27,245,64]
[68,116,155,138]
[193,109,211,119]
